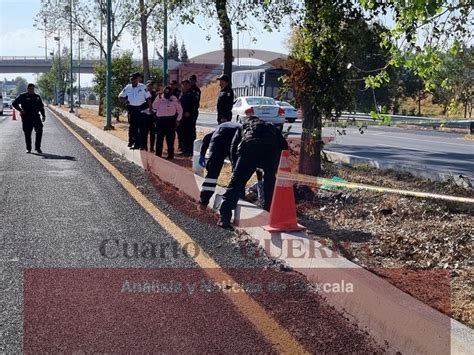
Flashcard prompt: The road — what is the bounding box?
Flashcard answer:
[198,112,474,180]
[0,108,380,352]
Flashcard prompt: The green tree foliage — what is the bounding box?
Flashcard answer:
[14,77,28,95]
[36,49,75,105]
[168,36,180,61]
[180,41,189,62]
[288,0,473,175]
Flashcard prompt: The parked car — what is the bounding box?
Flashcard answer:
[232,96,285,130]
[0,95,3,116]
[275,101,298,123]
[5,97,14,109]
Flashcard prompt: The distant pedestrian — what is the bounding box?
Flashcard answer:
[152,86,183,160]
[218,116,288,229]
[178,79,199,156]
[12,83,46,154]
[198,121,241,209]
[118,73,152,150]
[216,74,234,124]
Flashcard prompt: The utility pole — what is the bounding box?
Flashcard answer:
[78,37,84,107]
[163,0,168,86]
[54,32,61,106]
[44,17,48,60]
[69,0,74,113]
[104,0,113,130]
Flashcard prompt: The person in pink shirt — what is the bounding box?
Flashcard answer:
[152,85,183,160]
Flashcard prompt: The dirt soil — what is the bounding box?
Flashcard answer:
[287,139,473,328]
[56,105,473,328]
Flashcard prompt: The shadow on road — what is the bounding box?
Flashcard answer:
[33,152,77,161]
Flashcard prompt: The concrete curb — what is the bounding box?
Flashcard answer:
[323,150,473,187]
[48,106,474,354]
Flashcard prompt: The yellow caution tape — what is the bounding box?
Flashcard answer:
[278,171,474,204]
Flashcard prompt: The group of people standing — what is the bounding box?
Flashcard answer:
[119,72,201,159]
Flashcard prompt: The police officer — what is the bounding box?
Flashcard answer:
[189,74,201,108]
[143,80,158,152]
[170,80,181,99]
[216,74,234,124]
[198,121,241,208]
[218,116,288,229]
[178,79,199,156]
[12,83,46,154]
[152,86,183,160]
[118,73,151,150]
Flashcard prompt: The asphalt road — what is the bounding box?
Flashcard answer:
[197,112,474,180]
[0,108,380,353]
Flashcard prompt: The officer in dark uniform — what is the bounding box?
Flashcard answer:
[179,79,199,156]
[143,80,158,152]
[218,116,288,229]
[189,74,201,108]
[12,83,46,154]
[170,80,181,99]
[198,121,241,208]
[216,74,234,124]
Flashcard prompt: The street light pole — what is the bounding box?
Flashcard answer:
[163,0,168,86]
[69,0,74,113]
[54,33,61,106]
[44,18,48,60]
[104,0,113,130]
[78,37,84,107]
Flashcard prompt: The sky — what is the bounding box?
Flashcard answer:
[0,0,293,87]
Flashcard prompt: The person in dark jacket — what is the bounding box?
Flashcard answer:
[218,116,288,229]
[216,74,234,124]
[12,83,46,154]
[143,80,158,152]
[178,79,199,156]
[198,121,241,208]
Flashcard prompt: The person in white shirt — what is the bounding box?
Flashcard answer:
[152,86,183,160]
[118,72,151,150]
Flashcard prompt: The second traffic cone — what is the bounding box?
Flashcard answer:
[264,150,305,233]
[12,109,16,121]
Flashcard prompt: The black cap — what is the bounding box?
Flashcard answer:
[27,83,36,88]
[217,74,230,82]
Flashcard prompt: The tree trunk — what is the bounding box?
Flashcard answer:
[298,103,322,176]
[215,0,233,82]
[417,90,421,116]
[139,0,150,81]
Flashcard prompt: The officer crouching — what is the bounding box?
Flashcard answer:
[198,121,241,209]
[218,116,288,230]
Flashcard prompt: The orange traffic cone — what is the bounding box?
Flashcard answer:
[12,109,16,121]
[264,150,305,233]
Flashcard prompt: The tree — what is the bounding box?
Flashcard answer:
[172,0,298,81]
[14,77,28,94]
[168,36,180,61]
[180,41,189,62]
[286,1,370,175]
[287,0,473,176]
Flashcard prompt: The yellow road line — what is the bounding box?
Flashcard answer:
[49,108,308,354]
[280,171,474,203]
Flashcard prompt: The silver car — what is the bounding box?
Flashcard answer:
[276,101,298,123]
[232,96,285,130]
